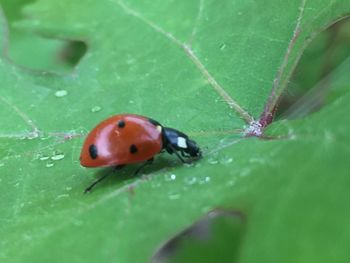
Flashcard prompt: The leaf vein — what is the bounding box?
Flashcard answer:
[260,0,307,127]
[0,96,41,137]
[187,0,204,45]
[115,0,253,124]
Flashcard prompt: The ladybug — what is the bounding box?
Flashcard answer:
[80,114,201,192]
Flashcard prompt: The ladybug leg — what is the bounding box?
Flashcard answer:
[166,144,189,164]
[84,165,124,193]
[180,150,192,158]
[133,158,154,176]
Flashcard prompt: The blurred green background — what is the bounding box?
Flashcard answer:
[278,17,350,119]
[1,0,87,72]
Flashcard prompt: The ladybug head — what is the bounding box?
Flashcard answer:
[184,139,202,158]
[162,127,202,159]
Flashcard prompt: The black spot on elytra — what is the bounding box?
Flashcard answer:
[148,118,161,126]
[130,144,138,154]
[89,144,98,159]
[118,120,126,128]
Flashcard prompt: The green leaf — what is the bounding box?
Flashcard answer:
[0,0,77,72]
[1,0,349,262]
[152,209,245,263]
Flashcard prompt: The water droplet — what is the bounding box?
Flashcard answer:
[219,43,226,50]
[220,156,233,164]
[0,162,4,167]
[91,106,102,113]
[199,176,211,184]
[73,220,83,226]
[51,153,65,161]
[126,58,135,64]
[194,162,202,168]
[168,192,180,200]
[22,234,32,241]
[46,162,54,168]
[227,180,235,186]
[164,174,176,181]
[39,156,50,161]
[54,90,68,97]
[184,176,197,185]
[66,186,72,191]
[239,168,250,177]
[27,132,40,139]
[219,138,227,144]
[207,157,218,165]
[184,162,195,167]
[129,100,135,104]
[151,182,161,188]
[56,194,69,200]
[249,157,265,164]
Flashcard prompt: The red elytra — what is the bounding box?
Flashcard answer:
[80,114,162,167]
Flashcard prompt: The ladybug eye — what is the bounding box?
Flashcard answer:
[89,144,98,159]
[117,120,126,128]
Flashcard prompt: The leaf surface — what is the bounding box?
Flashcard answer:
[1,0,350,262]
